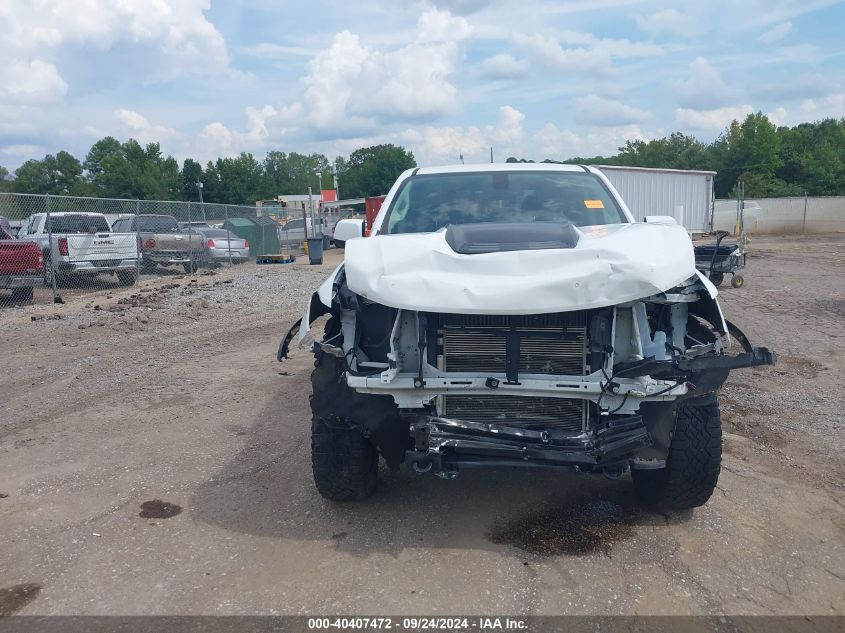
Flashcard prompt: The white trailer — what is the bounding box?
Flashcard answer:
[594,165,715,233]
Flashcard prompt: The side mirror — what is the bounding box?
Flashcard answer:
[644,215,678,226]
[333,218,365,243]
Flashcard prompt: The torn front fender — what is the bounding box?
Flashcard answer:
[277,291,331,361]
[277,265,345,362]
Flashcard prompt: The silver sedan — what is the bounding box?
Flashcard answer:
[199,229,250,264]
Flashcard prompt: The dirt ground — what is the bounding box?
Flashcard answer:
[1,235,843,616]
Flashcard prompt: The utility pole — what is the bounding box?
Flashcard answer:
[802,191,808,234]
[490,147,494,163]
[332,167,340,200]
[196,181,206,223]
[307,187,314,240]
[315,173,323,238]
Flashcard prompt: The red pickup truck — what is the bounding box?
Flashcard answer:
[0,217,43,304]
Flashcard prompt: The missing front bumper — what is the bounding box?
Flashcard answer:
[405,414,653,476]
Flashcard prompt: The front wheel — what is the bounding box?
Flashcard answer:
[708,272,724,287]
[311,413,378,502]
[632,399,722,510]
[310,319,381,501]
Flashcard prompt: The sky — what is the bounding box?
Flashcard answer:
[1,0,844,171]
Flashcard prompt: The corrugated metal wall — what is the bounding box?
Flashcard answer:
[595,166,714,232]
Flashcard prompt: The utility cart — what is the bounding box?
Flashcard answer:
[694,230,746,288]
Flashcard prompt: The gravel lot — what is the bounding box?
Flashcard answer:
[1,235,844,616]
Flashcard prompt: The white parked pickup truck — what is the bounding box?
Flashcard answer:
[17,212,139,286]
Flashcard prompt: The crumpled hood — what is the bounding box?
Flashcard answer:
[343,223,696,314]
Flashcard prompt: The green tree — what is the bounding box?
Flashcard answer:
[181,158,204,201]
[0,165,12,192]
[13,160,51,193]
[340,144,416,198]
[13,151,85,195]
[727,112,782,196]
[86,138,181,199]
[83,136,122,178]
[202,153,267,204]
[261,151,331,197]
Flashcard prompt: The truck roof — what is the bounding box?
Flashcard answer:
[37,211,107,217]
[414,163,590,176]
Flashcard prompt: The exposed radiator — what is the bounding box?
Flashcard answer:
[437,311,588,377]
[436,311,589,431]
[442,328,586,375]
[441,395,585,431]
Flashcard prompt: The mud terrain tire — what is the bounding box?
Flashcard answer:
[310,319,381,501]
[632,399,722,510]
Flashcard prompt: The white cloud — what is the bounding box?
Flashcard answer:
[576,95,651,126]
[293,8,474,131]
[399,105,526,164]
[750,72,836,101]
[556,31,664,59]
[198,122,234,153]
[759,21,792,44]
[1,0,230,78]
[0,59,67,103]
[416,7,474,42]
[301,31,371,130]
[533,123,649,159]
[514,34,611,73]
[800,93,845,119]
[488,105,525,145]
[513,30,663,75]
[675,105,753,130]
[478,53,529,79]
[768,107,788,126]
[0,144,44,157]
[676,57,738,109]
[635,9,695,37]
[115,109,179,144]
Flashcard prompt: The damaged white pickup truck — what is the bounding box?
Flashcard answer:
[279,163,775,509]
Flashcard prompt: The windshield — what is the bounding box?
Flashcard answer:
[47,214,111,234]
[138,216,180,233]
[384,171,626,235]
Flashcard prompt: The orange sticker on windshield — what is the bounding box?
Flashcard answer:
[584,199,605,209]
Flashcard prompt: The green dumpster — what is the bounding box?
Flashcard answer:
[223,217,280,257]
[250,216,281,256]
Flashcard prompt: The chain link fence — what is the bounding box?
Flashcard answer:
[0,192,260,306]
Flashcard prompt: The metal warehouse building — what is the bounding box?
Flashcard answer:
[595,165,715,233]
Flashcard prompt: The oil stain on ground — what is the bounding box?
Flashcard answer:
[139,499,183,519]
[487,498,638,556]
[0,584,41,616]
